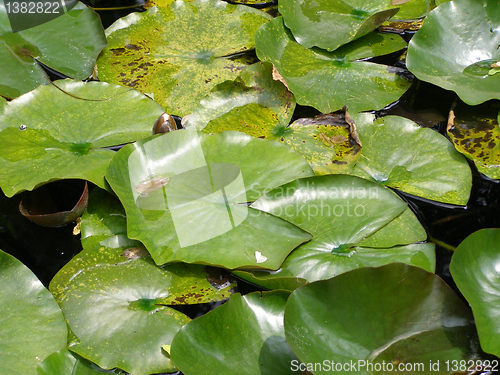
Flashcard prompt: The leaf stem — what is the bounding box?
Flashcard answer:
[428,235,457,252]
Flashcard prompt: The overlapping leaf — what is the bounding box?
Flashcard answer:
[285,264,478,375]
[244,175,434,287]
[450,229,500,357]
[171,291,298,375]
[97,0,272,116]
[269,113,362,175]
[0,79,164,196]
[350,113,472,204]
[106,129,313,268]
[0,2,106,98]
[184,61,295,134]
[0,250,67,374]
[406,0,500,105]
[255,17,411,113]
[279,0,398,51]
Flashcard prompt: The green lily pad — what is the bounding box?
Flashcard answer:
[171,291,298,375]
[406,0,500,105]
[447,101,500,180]
[0,79,165,197]
[279,0,399,51]
[0,3,106,99]
[450,229,500,357]
[350,113,472,205]
[285,263,478,375]
[184,61,295,133]
[0,250,67,374]
[256,17,411,113]
[269,113,362,175]
[97,0,272,116]
[37,349,116,375]
[106,129,313,268]
[51,187,235,306]
[248,175,434,285]
[61,256,192,375]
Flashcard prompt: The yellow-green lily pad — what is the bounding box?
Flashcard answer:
[255,17,411,113]
[184,61,295,134]
[269,113,362,175]
[97,0,272,116]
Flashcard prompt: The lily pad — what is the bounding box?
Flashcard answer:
[0,79,165,197]
[61,256,192,375]
[171,291,298,375]
[406,0,500,105]
[450,229,500,357]
[106,129,313,268]
[269,113,362,175]
[350,113,472,205]
[255,17,411,113]
[0,250,67,374]
[37,349,116,375]
[285,263,478,375]
[279,0,399,51]
[0,2,106,99]
[184,61,295,133]
[97,0,272,116]
[447,101,500,180]
[248,175,434,285]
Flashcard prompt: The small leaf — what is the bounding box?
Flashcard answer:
[37,349,114,375]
